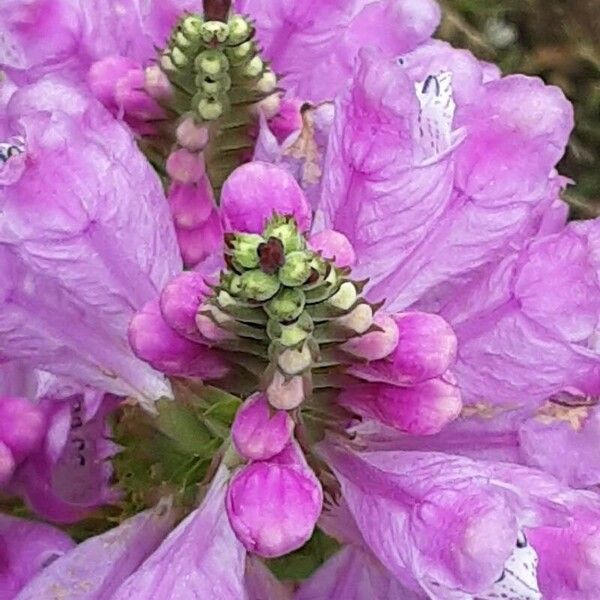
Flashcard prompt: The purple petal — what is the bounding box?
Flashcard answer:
[251,0,439,103]
[245,555,292,600]
[112,467,247,599]
[443,221,600,405]
[17,501,175,599]
[0,79,180,403]
[0,513,74,598]
[296,547,427,600]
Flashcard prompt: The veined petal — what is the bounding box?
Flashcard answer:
[16,501,175,599]
[112,467,246,599]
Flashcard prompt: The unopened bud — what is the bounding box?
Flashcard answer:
[263,217,305,254]
[197,97,224,120]
[231,233,263,270]
[171,47,188,68]
[336,303,373,334]
[239,269,280,301]
[201,21,230,43]
[227,41,253,63]
[195,50,229,77]
[199,74,231,95]
[174,31,191,49]
[267,372,305,410]
[182,15,204,38]
[254,93,281,118]
[328,282,357,311]
[176,118,210,151]
[145,65,173,100]
[160,53,177,72]
[228,15,251,44]
[277,344,312,375]
[256,70,277,94]
[196,305,236,341]
[244,55,264,78]
[265,288,306,322]
[279,251,312,287]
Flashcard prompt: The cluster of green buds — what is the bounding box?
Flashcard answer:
[197,215,378,412]
[157,10,278,194]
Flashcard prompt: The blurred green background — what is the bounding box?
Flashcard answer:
[438,0,600,219]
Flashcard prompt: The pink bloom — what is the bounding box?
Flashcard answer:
[226,442,323,557]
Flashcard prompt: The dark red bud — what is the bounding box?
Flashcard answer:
[257,237,285,274]
[203,0,231,21]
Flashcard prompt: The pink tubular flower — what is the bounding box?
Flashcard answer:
[226,442,323,557]
[231,393,294,461]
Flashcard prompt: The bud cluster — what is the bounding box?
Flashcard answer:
[156,12,278,195]
[197,215,376,411]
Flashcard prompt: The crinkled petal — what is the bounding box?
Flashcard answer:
[296,547,426,600]
[251,0,440,103]
[443,221,600,405]
[16,501,175,599]
[0,79,181,403]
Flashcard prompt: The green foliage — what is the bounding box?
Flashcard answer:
[267,528,341,581]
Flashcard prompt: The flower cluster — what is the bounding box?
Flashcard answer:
[1,0,600,599]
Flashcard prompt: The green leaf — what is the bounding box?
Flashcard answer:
[267,528,340,581]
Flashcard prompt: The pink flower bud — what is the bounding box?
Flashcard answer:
[309,230,356,268]
[169,181,214,230]
[339,377,462,435]
[0,441,15,486]
[232,393,294,461]
[195,305,237,342]
[115,69,165,121]
[349,312,457,385]
[166,150,205,184]
[176,118,210,152]
[0,396,45,460]
[160,271,212,342]
[176,210,224,268]
[88,56,137,109]
[391,312,457,382]
[226,442,322,557]
[128,300,229,379]
[144,65,173,101]
[342,313,399,360]
[266,372,305,410]
[221,162,311,234]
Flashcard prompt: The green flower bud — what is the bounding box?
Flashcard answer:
[256,70,277,94]
[197,97,224,120]
[226,41,253,64]
[182,15,203,38]
[263,216,305,253]
[227,15,251,44]
[244,55,264,78]
[327,282,357,311]
[279,251,312,287]
[277,344,312,375]
[199,74,232,95]
[171,47,188,68]
[201,21,230,43]
[160,53,177,72]
[265,288,306,322]
[278,322,311,347]
[195,50,229,77]
[174,31,191,49]
[230,233,263,270]
[239,269,280,301]
[221,272,242,295]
